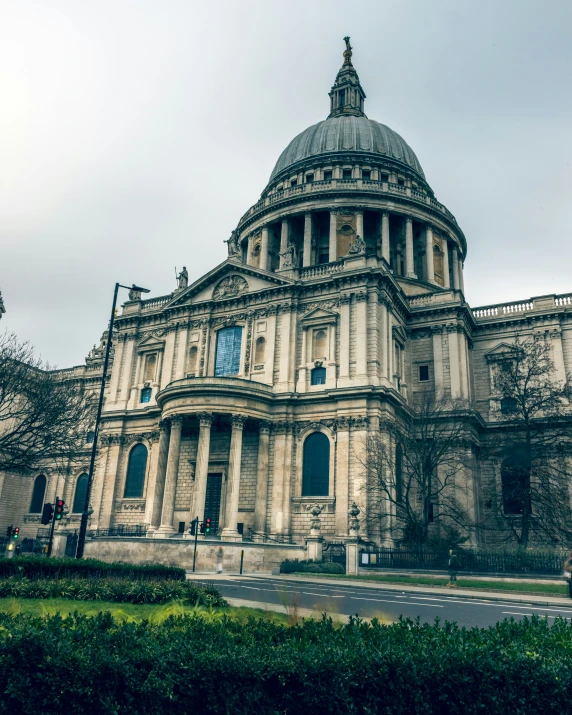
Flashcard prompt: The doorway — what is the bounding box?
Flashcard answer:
[204,473,223,535]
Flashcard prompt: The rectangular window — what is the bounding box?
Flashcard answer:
[318,252,329,265]
[419,365,430,382]
[380,173,389,183]
[290,178,297,187]
[362,169,371,180]
[178,521,186,534]
[339,89,345,106]
[311,367,327,385]
[215,326,242,377]
[140,387,152,403]
[342,169,352,180]
[324,170,332,181]
[305,173,314,183]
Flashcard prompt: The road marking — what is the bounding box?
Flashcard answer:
[301,592,344,597]
[502,611,533,617]
[350,597,444,608]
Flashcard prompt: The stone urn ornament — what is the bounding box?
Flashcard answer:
[348,502,361,535]
[304,503,324,535]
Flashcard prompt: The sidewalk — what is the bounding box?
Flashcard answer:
[187,571,572,608]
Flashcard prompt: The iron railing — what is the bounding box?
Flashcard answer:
[359,547,569,575]
[90,526,147,538]
[323,541,347,565]
[246,529,295,545]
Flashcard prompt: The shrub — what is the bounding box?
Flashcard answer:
[0,577,226,606]
[0,557,185,581]
[280,559,346,575]
[0,613,570,713]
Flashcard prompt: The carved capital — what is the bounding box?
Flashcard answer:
[431,324,444,335]
[355,292,368,303]
[197,412,213,428]
[159,419,170,432]
[231,414,247,430]
[170,415,184,428]
[259,420,272,434]
[340,294,351,305]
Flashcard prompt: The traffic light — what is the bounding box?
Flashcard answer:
[189,519,197,536]
[12,527,19,539]
[5,525,12,539]
[41,503,54,525]
[199,521,205,534]
[205,518,212,535]
[55,499,65,520]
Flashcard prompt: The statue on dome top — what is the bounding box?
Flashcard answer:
[177,266,188,291]
[343,36,353,65]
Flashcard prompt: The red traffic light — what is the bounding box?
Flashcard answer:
[205,518,211,534]
[13,527,19,539]
[55,499,65,520]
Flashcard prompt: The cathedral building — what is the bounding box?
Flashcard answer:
[7,40,572,555]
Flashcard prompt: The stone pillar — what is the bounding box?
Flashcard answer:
[281,426,294,535]
[160,328,177,390]
[550,330,567,384]
[108,335,125,404]
[452,246,461,290]
[387,308,394,386]
[379,299,389,382]
[381,212,390,265]
[156,415,183,536]
[220,415,246,540]
[405,216,417,278]
[97,436,122,529]
[146,419,170,533]
[306,537,323,562]
[345,503,361,575]
[432,326,444,397]
[459,259,465,294]
[279,219,289,269]
[246,233,254,265]
[447,325,461,399]
[442,239,450,289]
[355,292,368,382]
[253,421,271,532]
[189,412,213,525]
[355,209,364,243]
[425,225,435,283]
[335,426,350,536]
[260,226,269,271]
[338,294,351,385]
[329,209,337,262]
[303,212,312,267]
[119,336,137,406]
[270,427,286,534]
[458,330,470,400]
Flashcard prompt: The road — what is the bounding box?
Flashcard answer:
[213,575,572,627]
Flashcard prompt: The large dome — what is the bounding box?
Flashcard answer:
[270,115,425,182]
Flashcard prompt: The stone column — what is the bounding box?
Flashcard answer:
[246,233,254,265]
[425,225,435,283]
[119,336,137,406]
[432,326,444,397]
[108,335,125,404]
[442,239,450,288]
[279,219,289,269]
[549,330,567,384]
[381,211,390,265]
[97,436,122,529]
[146,419,170,533]
[260,226,269,271]
[156,415,183,536]
[459,259,465,294]
[329,209,337,262]
[221,415,246,540]
[452,246,461,290]
[338,294,351,385]
[387,308,394,385]
[447,326,461,399]
[379,299,389,382]
[355,209,364,242]
[189,412,212,525]
[281,426,294,536]
[253,421,271,532]
[405,216,417,278]
[303,212,312,267]
[159,328,177,390]
[355,292,368,382]
[335,425,350,536]
[270,427,286,534]
[458,330,469,400]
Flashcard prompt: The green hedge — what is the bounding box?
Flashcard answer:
[0,577,226,606]
[0,556,185,581]
[280,559,345,575]
[0,613,571,713]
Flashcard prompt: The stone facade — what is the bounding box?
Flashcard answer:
[2,41,572,553]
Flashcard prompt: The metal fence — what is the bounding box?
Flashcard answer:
[359,547,569,575]
[90,526,147,538]
[246,529,295,545]
[323,541,346,566]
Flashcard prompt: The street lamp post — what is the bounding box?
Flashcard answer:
[76,282,150,559]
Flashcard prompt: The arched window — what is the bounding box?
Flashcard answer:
[188,346,198,375]
[72,473,89,513]
[311,367,326,385]
[124,444,148,498]
[313,330,327,360]
[395,444,403,504]
[302,432,330,496]
[143,353,157,382]
[254,337,266,364]
[501,451,529,515]
[29,474,47,513]
[215,326,242,377]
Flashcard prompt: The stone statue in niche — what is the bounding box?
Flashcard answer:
[213,275,248,300]
[280,241,297,269]
[225,230,240,258]
[176,266,188,291]
[347,234,366,255]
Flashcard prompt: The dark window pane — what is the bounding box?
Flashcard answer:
[302,433,330,496]
[124,444,148,498]
[72,473,89,513]
[395,445,403,504]
[318,253,329,265]
[324,171,332,181]
[501,452,528,515]
[419,365,430,382]
[343,169,352,179]
[86,431,95,444]
[339,89,345,106]
[362,170,371,180]
[141,387,152,403]
[500,397,518,415]
[29,475,47,513]
[311,367,326,385]
[215,327,242,377]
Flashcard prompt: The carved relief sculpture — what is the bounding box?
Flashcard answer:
[213,275,248,300]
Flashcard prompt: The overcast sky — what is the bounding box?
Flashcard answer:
[1,0,571,367]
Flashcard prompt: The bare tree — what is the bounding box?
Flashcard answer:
[0,331,96,476]
[487,334,572,549]
[363,393,476,550]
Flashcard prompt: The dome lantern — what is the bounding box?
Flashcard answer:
[328,37,367,119]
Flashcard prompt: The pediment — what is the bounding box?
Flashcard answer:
[137,334,165,351]
[393,324,408,343]
[485,342,519,362]
[166,259,294,308]
[301,307,339,325]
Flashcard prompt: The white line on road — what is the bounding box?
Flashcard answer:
[301,592,344,597]
[502,612,533,617]
[350,597,444,608]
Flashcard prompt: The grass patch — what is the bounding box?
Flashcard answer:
[0,597,291,625]
[289,572,570,596]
